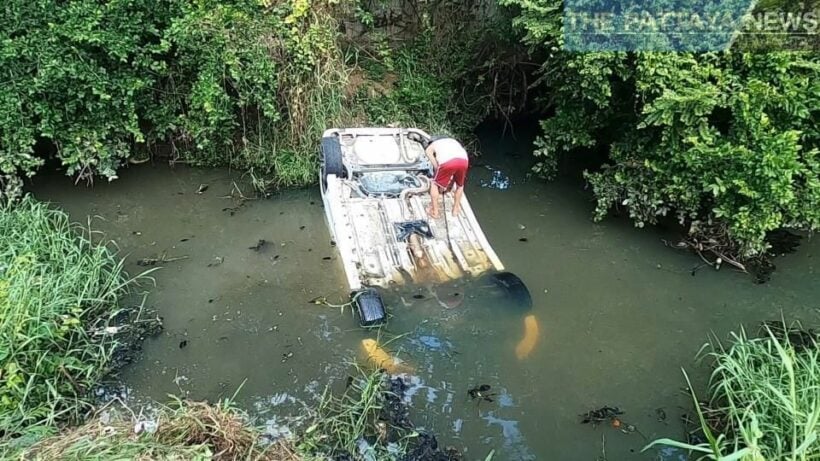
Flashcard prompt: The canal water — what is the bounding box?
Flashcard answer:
[31,128,819,460]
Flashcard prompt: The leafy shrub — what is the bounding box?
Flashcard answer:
[0,0,351,196]
[0,0,523,196]
[501,0,820,256]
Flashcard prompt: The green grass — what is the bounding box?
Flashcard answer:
[6,398,298,460]
[645,323,820,460]
[5,367,413,460]
[297,366,415,460]
[0,197,146,435]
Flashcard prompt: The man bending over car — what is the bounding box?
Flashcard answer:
[424,135,469,219]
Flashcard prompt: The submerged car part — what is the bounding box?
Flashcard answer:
[355,289,387,327]
[478,271,533,312]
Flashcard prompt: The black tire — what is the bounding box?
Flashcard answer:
[479,271,533,312]
[321,136,345,186]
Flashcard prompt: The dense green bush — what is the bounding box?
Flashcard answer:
[501,0,820,257]
[0,0,514,197]
[0,197,139,433]
[0,0,170,197]
[0,0,353,196]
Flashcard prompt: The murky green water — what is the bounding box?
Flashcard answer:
[31,128,819,460]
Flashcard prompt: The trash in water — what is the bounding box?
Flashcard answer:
[468,384,496,402]
[196,184,209,194]
[580,406,623,426]
[134,419,158,435]
[137,253,188,266]
[207,256,224,267]
[248,239,267,251]
[178,340,188,349]
[656,407,667,423]
[480,169,511,190]
[518,237,528,242]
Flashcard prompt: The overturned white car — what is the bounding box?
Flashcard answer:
[319,127,529,326]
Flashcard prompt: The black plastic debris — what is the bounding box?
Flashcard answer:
[394,220,433,242]
[468,384,496,402]
[580,406,623,425]
[248,239,267,251]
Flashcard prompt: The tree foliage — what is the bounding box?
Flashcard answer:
[502,0,820,256]
[0,0,353,197]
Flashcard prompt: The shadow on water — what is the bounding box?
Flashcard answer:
[27,123,820,460]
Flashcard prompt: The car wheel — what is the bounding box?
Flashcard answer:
[321,136,345,186]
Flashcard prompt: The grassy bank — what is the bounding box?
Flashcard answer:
[648,322,820,460]
[7,399,298,460]
[0,197,152,437]
[5,368,455,460]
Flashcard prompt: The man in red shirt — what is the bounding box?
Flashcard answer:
[424,136,469,219]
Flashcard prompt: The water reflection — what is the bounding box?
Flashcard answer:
[482,413,535,460]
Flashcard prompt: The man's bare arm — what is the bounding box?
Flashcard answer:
[425,144,439,169]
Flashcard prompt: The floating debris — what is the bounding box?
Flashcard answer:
[518,237,528,242]
[412,294,425,299]
[196,184,209,194]
[207,256,224,267]
[179,340,188,349]
[480,168,511,190]
[468,384,496,402]
[248,239,267,251]
[322,256,332,261]
[136,252,189,266]
[656,407,667,423]
[580,406,623,426]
